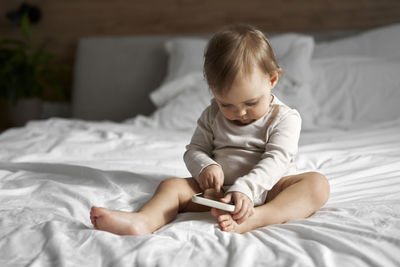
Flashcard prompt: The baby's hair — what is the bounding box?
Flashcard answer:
[204,24,281,94]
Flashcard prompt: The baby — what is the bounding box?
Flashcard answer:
[90,24,330,235]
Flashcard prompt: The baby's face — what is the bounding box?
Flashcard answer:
[213,67,277,126]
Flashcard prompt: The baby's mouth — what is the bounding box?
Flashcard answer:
[232,119,254,125]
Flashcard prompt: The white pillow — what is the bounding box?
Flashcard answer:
[150,34,318,129]
[134,73,212,131]
[311,56,400,128]
[269,33,314,83]
[150,38,208,108]
[313,23,400,59]
[163,37,208,83]
[150,72,206,108]
[269,34,317,128]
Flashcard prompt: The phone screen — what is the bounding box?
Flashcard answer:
[201,189,224,200]
[198,192,218,201]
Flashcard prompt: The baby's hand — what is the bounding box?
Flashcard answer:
[197,164,224,193]
[220,192,254,224]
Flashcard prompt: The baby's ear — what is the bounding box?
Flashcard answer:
[269,70,281,88]
[269,72,279,88]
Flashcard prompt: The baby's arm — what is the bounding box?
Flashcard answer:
[184,102,224,191]
[226,110,302,203]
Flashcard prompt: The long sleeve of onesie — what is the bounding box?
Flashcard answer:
[184,103,220,181]
[226,110,301,203]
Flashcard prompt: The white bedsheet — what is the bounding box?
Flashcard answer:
[1,118,400,266]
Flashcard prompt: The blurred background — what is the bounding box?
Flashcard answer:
[1,0,399,131]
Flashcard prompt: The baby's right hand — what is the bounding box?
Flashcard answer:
[197,164,224,193]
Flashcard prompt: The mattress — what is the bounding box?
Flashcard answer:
[1,118,399,266]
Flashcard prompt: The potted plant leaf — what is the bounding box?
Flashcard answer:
[0,8,67,127]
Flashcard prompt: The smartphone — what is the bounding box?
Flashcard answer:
[191,192,235,212]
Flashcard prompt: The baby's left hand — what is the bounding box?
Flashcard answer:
[220,192,254,224]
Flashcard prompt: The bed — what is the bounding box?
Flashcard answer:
[1,24,400,266]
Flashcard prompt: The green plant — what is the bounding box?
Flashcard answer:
[0,12,66,105]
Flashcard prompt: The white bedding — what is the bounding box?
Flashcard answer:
[1,118,400,266]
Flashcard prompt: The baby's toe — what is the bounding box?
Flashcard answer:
[211,208,227,217]
[218,214,232,223]
[220,220,231,227]
[211,208,218,217]
[91,206,108,217]
[221,222,233,232]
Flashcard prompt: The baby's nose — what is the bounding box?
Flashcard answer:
[237,108,247,117]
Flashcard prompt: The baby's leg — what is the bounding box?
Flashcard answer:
[90,177,205,236]
[212,172,330,233]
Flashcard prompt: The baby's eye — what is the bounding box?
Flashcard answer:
[245,101,258,107]
[221,103,232,108]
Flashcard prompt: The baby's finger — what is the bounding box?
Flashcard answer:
[233,201,247,221]
[214,180,221,194]
[239,204,253,224]
[201,179,210,191]
[220,193,232,204]
[233,198,243,215]
[198,179,205,191]
[203,178,210,190]
[243,205,252,221]
[208,176,214,189]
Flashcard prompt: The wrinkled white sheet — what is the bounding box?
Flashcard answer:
[1,118,400,267]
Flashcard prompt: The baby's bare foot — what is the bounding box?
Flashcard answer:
[211,208,257,234]
[90,206,152,236]
[211,208,240,233]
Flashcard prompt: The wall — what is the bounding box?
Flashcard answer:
[1,0,399,67]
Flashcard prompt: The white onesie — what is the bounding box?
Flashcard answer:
[184,94,301,206]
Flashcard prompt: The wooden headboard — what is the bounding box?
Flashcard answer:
[1,0,399,61]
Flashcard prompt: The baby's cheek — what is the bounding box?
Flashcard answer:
[252,107,268,119]
[221,110,235,120]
